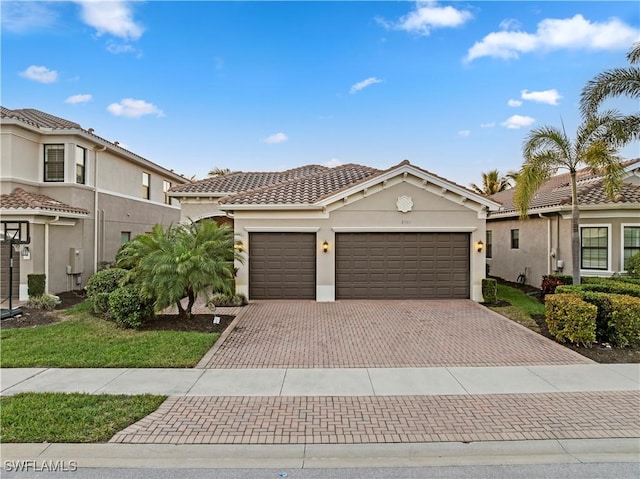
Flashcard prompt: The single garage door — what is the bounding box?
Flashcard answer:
[249,232,316,299]
[336,232,469,299]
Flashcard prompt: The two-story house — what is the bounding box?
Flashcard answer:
[1,107,189,300]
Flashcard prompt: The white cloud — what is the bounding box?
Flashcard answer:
[107,99,164,118]
[350,77,383,94]
[521,89,562,105]
[324,158,343,168]
[106,41,141,57]
[507,99,522,107]
[378,1,472,36]
[501,115,535,129]
[65,94,92,104]
[263,132,288,144]
[19,65,58,84]
[466,14,639,62]
[480,122,496,128]
[499,18,522,31]
[1,2,58,33]
[458,130,471,137]
[76,0,144,41]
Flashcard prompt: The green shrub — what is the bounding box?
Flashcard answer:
[578,291,615,343]
[540,274,572,297]
[209,292,248,307]
[608,295,640,347]
[559,280,640,298]
[25,294,61,311]
[108,284,154,329]
[27,274,46,298]
[481,278,497,304]
[626,251,640,279]
[545,293,597,346]
[85,268,128,314]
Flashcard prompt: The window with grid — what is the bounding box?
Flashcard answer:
[75,146,86,184]
[120,232,131,244]
[44,144,65,182]
[510,229,519,249]
[486,230,493,258]
[581,227,608,270]
[623,226,640,270]
[142,172,150,199]
[163,180,172,205]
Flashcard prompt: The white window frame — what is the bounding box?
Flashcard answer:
[621,223,640,273]
[579,223,612,276]
[75,145,86,184]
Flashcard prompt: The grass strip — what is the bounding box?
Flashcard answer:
[488,284,545,332]
[0,314,218,368]
[0,393,166,443]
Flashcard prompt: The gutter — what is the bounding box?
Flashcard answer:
[93,145,106,272]
[44,216,60,293]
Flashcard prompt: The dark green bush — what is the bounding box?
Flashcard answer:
[626,251,640,279]
[545,293,597,346]
[209,292,248,307]
[608,295,640,347]
[481,278,497,304]
[85,268,128,314]
[108,284,154,329]
[27,274,46,297]
[578,291,615,343]
[559,280,640,298]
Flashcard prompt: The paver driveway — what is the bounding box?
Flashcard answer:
[200,300,590,368]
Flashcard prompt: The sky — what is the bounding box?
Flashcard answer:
[2,1,639,187]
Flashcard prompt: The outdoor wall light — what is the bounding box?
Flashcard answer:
[322,241,329,253]
[234,241,245,253]
[476,241,484,253]
[21,246,30,260]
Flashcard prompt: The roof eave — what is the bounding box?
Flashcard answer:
[219,203,324,211]
[0,208,89,218]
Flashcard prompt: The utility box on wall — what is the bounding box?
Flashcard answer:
[69,247,84,274]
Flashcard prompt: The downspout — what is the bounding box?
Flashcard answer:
[44,216,60,293]
[93,145,107,271]
[538,213,552,275]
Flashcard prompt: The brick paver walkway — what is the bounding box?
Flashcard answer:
[202,300,591,368]
[110,391,639,444]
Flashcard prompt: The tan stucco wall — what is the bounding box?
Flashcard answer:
[178,198,228,223]
[231,180,488,302]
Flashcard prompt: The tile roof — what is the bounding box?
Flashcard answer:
[0,188,90,215]
[170,165,330,194]
[490,159,640,215]
[219,163,381,205]
[1,107,82,130]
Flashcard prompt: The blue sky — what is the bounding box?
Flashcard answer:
[2,1,639,187]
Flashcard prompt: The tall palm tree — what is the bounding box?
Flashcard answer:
[514,114,627,285]
[469,169,510,195]
[580,42,640,141]
[208,167,231,177]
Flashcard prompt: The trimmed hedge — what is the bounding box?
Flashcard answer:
[545,294,597,346]
[27,274,46,298]
[482,278,497,304]
[108,284,154,329]
[557,280,640,298]
[85,268,128,314]
[608,295,640,347]
[540,274,572,297]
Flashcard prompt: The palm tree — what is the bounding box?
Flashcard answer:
[208,167,231,177]
[580,42,640,141]
[514,114,628,285]
[469,169,511,195]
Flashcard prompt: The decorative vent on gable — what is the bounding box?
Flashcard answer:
[396,195,413,213]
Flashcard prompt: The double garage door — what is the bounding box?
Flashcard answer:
[249,232,470,300]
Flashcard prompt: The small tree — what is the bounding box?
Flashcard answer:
[469,169,510,196]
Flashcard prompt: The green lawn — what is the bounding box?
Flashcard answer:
[0,393,166,443]
[488,283,546,332]
[0,311,219,368]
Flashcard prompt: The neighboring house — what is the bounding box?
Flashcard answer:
[171,161,500,302]
[487,159,640,287]
[0,107,189,299]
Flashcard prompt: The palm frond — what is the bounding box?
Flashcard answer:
[580,66,640,117]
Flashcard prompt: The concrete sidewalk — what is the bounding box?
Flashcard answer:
[2,363,639,397]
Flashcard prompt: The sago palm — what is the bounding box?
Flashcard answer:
[469,169,510,195]
[514,113,627,285]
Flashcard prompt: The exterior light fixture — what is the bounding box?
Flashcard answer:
[21,246,30,259]
[234,241,245,253]
[476,241,484,253]
[322,241,329,253]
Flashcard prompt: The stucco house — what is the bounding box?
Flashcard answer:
[0,107,189,300]
[487,159,640,287]
[170,161,500,302]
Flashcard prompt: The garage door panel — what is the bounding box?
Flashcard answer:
[250,232,316,299]
[336,232,469,299]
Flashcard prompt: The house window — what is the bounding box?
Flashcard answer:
[623,226,640,270]
[44,144,65,182]
[510,229,519,249]
[75,146,86,184]
[142,172,150,199]
[120,232,131,244]
[486,230,493,259]
[581,227,608,270]
[163,180,172,205]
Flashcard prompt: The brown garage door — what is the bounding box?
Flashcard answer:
[249,232,316,299]
[336,232,469,299]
